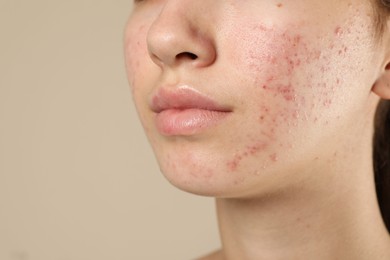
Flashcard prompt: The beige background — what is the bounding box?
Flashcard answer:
[0,1,220,259]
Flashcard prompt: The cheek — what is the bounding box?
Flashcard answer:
[124,23,158,140]
[124,24,149,96]
[224,18,372,172]
[240,23,341,110]
[241,21,370,116]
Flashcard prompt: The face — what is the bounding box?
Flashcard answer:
[125,0,384,198]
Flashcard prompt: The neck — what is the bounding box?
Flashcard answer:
[215,148,390,260]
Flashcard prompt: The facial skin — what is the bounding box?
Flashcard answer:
[124,0,384,198]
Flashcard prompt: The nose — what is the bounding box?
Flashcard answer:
[146,2,216,69]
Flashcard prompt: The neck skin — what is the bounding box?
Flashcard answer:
[213,104,390,260]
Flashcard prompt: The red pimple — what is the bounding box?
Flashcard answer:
[227,156,241,171]
[277,84,295,101]
[334,26,342,36]
[247,143,267,155]
[270,153,278,162]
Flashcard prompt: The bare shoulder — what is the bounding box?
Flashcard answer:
[196,250,224,260]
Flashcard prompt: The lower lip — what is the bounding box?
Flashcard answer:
[155,108,230,136]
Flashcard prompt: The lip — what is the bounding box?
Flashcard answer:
[150,86,232,136]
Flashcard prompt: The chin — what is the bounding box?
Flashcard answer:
[148,129,300,198]
[157,162,219,196]
[154,154,237,197]
[155,154,267,199]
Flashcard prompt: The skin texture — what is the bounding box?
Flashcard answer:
[125,0,390,259]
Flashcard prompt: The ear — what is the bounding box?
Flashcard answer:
[372,20,390,100]
[372,62,390,100]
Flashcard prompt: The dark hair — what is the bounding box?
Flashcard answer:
[374,0,390,233]
[374,100,390,231]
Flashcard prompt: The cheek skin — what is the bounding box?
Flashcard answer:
[225,25,319,173]
[224,8,374,175]
[125,21,151,98]
[125,22,155,133]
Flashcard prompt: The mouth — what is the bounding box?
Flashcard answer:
[150,86,232,136]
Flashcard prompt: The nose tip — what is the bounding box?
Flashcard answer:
[146,9,216,69]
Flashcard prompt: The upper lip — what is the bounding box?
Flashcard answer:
[150,86,232,113]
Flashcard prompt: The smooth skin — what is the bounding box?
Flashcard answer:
[125,0,390,259]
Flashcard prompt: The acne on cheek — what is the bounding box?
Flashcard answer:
[227,141,268,171]
[226,21,359,173]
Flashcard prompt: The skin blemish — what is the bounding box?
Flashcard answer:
[228,154,242,171]
[270,153,278,162]
[276,3,283,8]
[227,142,268,171]
[276,84,296,101]
[334,26,342,36]
[252,30,306,104]
[248,142,268,155]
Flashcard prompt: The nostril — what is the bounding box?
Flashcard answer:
[176,52,198,60]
